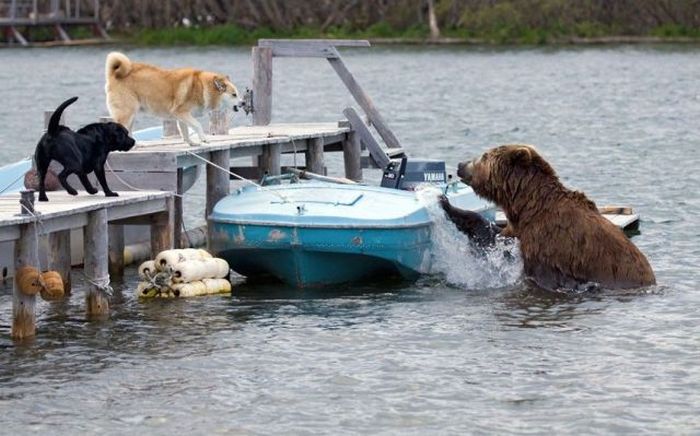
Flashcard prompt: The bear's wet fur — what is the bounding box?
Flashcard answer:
[444,144,655,291]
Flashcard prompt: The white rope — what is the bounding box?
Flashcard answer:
[183,150,262,187]
[80,271,114,297]
[183,150,290,203]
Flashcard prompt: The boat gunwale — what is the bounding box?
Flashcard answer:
[209,219,434,230]
[209,204,493,229]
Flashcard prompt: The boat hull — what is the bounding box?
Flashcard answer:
[210,222,431,288]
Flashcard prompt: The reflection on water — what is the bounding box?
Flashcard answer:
[0,45,699,434]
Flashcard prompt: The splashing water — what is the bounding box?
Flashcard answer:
[415,185,523,289]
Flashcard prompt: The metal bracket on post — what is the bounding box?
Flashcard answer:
[234,88,254,116]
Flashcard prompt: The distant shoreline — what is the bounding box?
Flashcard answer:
[369,35,699,45]
[4,28,700,48]
[103,24,700,48]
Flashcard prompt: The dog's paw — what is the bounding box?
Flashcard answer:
[38,194,49,202]
[105,191,119,197]
[67,190,78,196]
[87,187,98,195]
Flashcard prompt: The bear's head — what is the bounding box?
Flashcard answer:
[457,144,557,209]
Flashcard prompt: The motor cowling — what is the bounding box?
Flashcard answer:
[381,158,447,191]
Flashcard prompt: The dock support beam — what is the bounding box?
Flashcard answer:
[48,230,72,292]
[343,132,362,182]
[12,222,38,339]
[84,208,109,319]
[306,137,325,174]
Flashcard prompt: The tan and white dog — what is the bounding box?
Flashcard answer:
[105,52,239,145]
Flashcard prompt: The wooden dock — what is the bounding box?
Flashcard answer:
[3,39,408,340]
[1,190,172,339]
[1,0,108,46]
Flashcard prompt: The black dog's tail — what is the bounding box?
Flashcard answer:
[47,96,78,136]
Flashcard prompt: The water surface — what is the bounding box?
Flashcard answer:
[0,44,698,434]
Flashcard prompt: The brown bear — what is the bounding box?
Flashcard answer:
[442,144,656,291]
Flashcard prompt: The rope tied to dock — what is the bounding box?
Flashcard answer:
[19,200,49,262]
[81,272,114,297]
[182,150,292,203]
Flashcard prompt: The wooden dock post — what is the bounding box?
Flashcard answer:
[163,119,179,137]
[208,109,230,135]
[261,144,281,176]
[108,224,124,278]
[84,208,109,319]
[205,110,231,250]
[205,150,231,217]
[12,221,38,339]
[173,168,184,248]
[343,131,362,181]
[100,116,126,279]
[206,150,230,250]
[150,197,174,257]
[252,46,273,126]
[306,137,325,174]
[48,230,72,292]
[44,109,66,131]
[253,46,274,173]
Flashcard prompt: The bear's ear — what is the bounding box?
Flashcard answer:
[510,146,532,166]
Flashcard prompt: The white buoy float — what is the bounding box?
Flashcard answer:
[136,249,231,299]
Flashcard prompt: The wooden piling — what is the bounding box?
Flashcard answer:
[44,109,65,131]
[252,46,273,126]
[173,168,184,249]
[208,109,230,135]
[150,197,174,258]
[343,131,362,181]
[48,230,71,292]
[261,144,282,176]
[163,118,179,137]
[107,224,124,278]
[205,150,231,217]
[84,208,109,318]
[306,137,325,174]
[206,150,230,251]
[12,222,38,339]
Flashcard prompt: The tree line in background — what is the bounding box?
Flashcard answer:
[97,0,700,43]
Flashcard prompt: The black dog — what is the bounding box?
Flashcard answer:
[35,96,135,202]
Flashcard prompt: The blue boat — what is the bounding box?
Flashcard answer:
[209,179,494,288]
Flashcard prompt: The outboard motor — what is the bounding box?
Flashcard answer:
[381,158,447,191]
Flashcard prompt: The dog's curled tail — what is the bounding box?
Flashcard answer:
[106,51,132,80]
[47,96,78,136]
